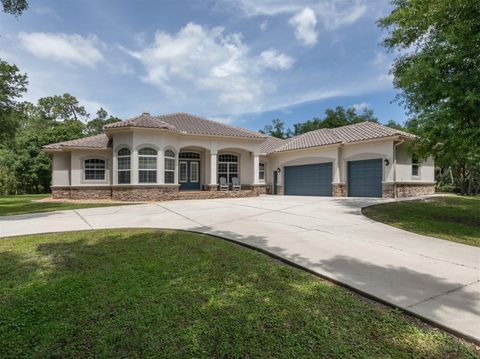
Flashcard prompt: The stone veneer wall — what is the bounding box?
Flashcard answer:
[382,183,396,198]
[112,185,178,201]
[51,186,112,200]
[332,183,346,197]
[395,183,435,198]
[51,187,71,199]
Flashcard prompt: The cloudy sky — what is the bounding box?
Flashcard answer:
[0,0,405,130]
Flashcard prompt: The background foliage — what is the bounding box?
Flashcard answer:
[0,60,120,194]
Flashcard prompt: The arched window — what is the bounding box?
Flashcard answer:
[164,149,176,184]
[84,159,106,181]
[138,147,157,183]
[117,148,131,184]
[259,162,265,182]
[218,154,238,184]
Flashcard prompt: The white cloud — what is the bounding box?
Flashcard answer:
[258,49,294,70]
[221,0,368,44]
[79,98,111,118]
[260,20,268,31]
[208,116,237,125]
[351,102,369,112]
[288,7,318,47]
[124,22,293,113]
[18,32,104,68]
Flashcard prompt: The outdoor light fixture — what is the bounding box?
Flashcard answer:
[277,167,281,173]
[384,159,390,166]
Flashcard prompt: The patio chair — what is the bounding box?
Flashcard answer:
[219,177,229,191]
[232,177,241,191]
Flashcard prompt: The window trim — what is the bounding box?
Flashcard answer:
[164,148,176,184]
[218,152,239,184]
[84,158,106,182]
[117,147,131,184]
[411,154,420,178]
[259,161,266,182]
[179,161,188,183]
[138,147,158,184]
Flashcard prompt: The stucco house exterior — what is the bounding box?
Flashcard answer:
[43,112,435,201]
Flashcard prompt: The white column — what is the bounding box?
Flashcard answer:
[210,152,217,185]
[253,154,260,185]
[132,148,139,184]
[158,149,164,184]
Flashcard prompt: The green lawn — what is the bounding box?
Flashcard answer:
[363,196,480,247]
[0,194,127,216]
[0,229,477,358]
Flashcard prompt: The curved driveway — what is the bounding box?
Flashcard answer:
[1,195,479,342]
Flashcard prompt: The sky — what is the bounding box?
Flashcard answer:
[0,0,407,131]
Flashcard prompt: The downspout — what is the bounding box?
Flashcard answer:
[393,139,405,198]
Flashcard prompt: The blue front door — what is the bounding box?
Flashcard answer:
[179,160,200,190]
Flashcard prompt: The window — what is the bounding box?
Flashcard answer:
[412,155,420,177]
[164,149,176,184]
[179,161,188,182]
[259,162,265,181]
[117,148,131,184]
[218,153,238,184]
[84,159,106,181]
[139,147,157,183]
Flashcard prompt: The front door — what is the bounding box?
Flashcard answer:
[179,160,200,190]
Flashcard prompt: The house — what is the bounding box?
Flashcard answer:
[43,112,435,201]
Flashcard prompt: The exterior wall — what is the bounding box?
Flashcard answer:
[268,146,339,192]
[112,185,179,201]
[52,152,71,187]
[395,142,435,183]
[110,130,261,187]
[70,149,112,186]
[395,183,435,197]
[342,140,394,183]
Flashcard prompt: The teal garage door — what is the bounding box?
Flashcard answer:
[348,159,383,197]
[284,163,332,196]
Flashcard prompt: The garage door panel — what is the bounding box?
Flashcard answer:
[284,163,332,196]
[348,159,382,197]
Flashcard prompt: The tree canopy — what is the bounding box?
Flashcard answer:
[379,0,480,194]
[0,60,120,194]
[260,106,379,139]
[1,0,28,16]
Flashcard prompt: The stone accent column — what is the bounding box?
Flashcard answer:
[332,183,346,197]
[382,182,395,198]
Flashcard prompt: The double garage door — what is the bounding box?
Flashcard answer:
[284,163,332,196]
[283,159,383,197]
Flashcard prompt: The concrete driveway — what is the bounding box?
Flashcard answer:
[1,195,479,342]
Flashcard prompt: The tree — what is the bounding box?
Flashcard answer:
[385,120,405,130]
[85,107,121,136]
[379,0,480,195]
[291,106,378,136]
[0,60,28,143]
[259,118,288,139]
[1,0,28,16]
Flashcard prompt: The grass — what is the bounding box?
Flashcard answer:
[0,229,477,358]
[363,196,480,247]
[0,194,127,216]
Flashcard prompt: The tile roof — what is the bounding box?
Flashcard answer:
[271,121,416,153]
[105,112,266,139]
[259,136,290,154]
[43,134,111,150]
[43,118,414,152]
